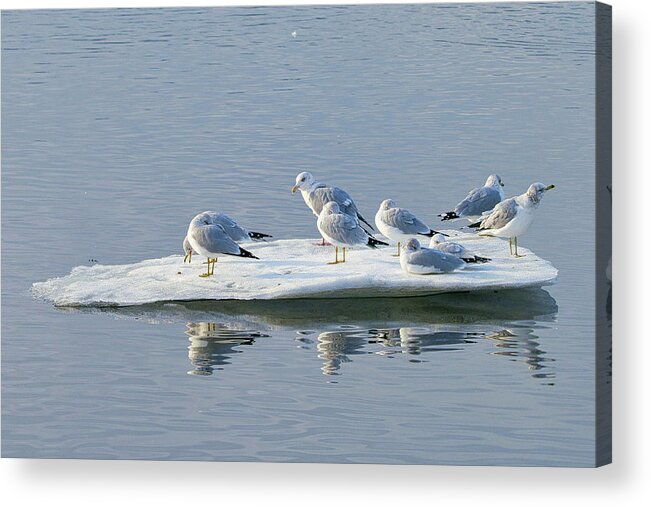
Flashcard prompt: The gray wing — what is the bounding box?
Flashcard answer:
[455,186,503,217]
[409,249,464,272]
[320,213,368,245]
[190,225,241,256]
[479,198,518,230]
[311,186,359,218]
[435,242,465,257]
[212,213,249,242]
[383,208,430,234]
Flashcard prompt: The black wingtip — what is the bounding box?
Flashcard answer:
[467,221,482,229]
[462,256,491,264]
[248,231,272,241]
[417,229,449,238]
[239,247,259,260]
[367,236,389,248]
[357,213,375,232]
[439,211,459,221]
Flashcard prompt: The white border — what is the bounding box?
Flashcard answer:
[2,0,650,505]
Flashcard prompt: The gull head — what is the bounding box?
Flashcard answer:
[526,182,555,205]
[403,238,422,253]
[321,201,341,215]
[429,234,447,247]
[191,211,216,226]
[379,198,397,211]
[486,174,504,187]
[183,236,192,255]
[292,171,315,193]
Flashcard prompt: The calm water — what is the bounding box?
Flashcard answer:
[2,3,605,465]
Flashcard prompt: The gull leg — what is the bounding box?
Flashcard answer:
[509,238,513,256]
[189,250,192,263]
[199,258,212,277]
[342,247,346,263]
[184,252,190,263]
[393,241,401,257]
[328,246,340,265]
[211,257,217,275]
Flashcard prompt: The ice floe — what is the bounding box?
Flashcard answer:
[32,233,558,307]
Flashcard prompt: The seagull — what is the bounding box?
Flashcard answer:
[291,171,375,244]
[186,211,259,277]
[375,199,447,256]
[317,201,388,264]
[438,174,505,221]
[400,238,465,275]
[429,234,490,264]
[469,183,555,257]
[182,212,271,263]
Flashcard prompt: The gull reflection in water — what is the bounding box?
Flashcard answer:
[375,327,482,357]
[485,327,556,383]
[185,322,269,376]
[312,324,556,381]
[316,328,371,376]
[67,288,559,381]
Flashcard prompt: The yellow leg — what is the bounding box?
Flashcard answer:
[393,241,401,257]
[199,257,216,277]
[342,247,346,263]
[328,246,340,265]
[514,237,525,258]
[199,260,211,277]
[509,238,513,256]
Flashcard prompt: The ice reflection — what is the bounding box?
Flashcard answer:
[64,288,559,381]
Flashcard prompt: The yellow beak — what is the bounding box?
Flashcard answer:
[545,184,555,191]
[291,185,298,194]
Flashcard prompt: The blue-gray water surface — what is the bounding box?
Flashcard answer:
[2,3,606,466]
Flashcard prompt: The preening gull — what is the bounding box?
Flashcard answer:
[317,202,388,264]
[439,174,505,221]
[291,171,375,236]
[400,238,465,275]
[469,182,555,256]
[182,212,271,263]
[187,211,259,277]
[375,199,447,256]
[429,234,490,264]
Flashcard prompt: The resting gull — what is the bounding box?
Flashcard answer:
[469,182,555,256]
[429,234,490,264]
[317,202,387,264]
[400,238,465,275]
[183,212,270,263]
[375,199,447,256]
[291,171,375,241]
[439,174,505,221]
[186,211,259,277]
